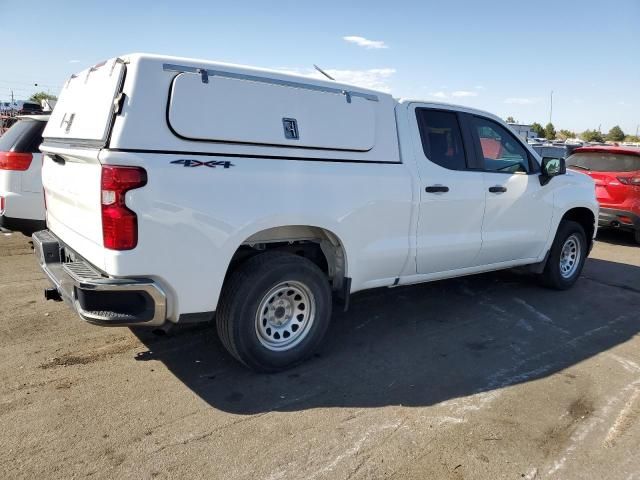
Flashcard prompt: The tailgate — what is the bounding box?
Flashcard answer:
[43,58,125,145]
[589,171,634,205]
[41,146,104,268]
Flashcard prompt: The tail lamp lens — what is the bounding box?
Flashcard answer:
[617,176,640,186]
[101,166,147,250]
[0,152,33,171]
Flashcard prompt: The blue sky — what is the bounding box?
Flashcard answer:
[2,0,639,134]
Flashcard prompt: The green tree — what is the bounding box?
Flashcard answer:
[506,116,516,123]
[29,91,57,104]
[544,122,556,140]
[606,125,625,142]
[558,129,576,140]
[624,135,640,142]
[531,122,545,138]
[581,129,604,143]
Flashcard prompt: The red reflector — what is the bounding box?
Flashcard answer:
[101,166,147,250]
[0,152,33,171]
[617,176,640,186]
[618,216,633,224]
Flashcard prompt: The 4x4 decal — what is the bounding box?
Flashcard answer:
[170,159,235,168]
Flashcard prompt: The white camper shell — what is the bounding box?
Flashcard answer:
[44,54,400,161]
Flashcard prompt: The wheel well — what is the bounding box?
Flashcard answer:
[226,226,347,291]
[562,207,595,249]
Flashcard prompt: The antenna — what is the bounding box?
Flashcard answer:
[313,64,335,81]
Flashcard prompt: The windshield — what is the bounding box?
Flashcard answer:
[567,152,640,172]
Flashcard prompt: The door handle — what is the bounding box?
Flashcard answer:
[425,185,449,193]
[488,185,507,193]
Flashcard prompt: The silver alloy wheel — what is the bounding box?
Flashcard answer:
[255,281,315,352]
[559,234,581,279]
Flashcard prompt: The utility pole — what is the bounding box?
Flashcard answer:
[10,89,14,103]
[636,124,639,138]
[549,91,553,125]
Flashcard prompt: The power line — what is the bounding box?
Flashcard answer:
[0,79,63,89]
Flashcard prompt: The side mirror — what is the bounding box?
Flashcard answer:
[539,157,566,185]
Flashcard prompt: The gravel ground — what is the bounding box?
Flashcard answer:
[0,229,639,480]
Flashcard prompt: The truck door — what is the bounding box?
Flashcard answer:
[409,105,486,274]
[466,114,554,264]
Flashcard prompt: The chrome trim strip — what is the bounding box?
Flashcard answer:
[162,63,380,102]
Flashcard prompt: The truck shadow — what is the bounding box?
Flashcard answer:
[132,257,640,414]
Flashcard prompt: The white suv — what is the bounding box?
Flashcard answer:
[0,115,48,233]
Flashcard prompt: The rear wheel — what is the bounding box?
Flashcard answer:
[539,220,587,290]
[216,251,332,372]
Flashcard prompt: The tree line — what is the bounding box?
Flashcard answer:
[505,116,638,143]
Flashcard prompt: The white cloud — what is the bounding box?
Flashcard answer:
[474,85,485,90]
[451,90,478,97]
[343,35,388,49]
[275,67,396,92]
[504,97,539,105]
[68,60,80,63]
[429,91,448,99]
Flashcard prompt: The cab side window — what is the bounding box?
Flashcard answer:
[472,117,530,174]
[416,109,468,170]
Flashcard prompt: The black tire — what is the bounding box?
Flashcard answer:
[539,220,587,290]
[216,251,332,372]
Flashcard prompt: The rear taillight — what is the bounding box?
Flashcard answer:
[617,176,640,186]
[0,152,33,171]
[101,165,147,250]
[0,196,5,215]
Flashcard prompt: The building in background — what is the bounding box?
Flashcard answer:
[508,123,536,141]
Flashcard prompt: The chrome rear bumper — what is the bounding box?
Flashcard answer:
[33,230,167,326]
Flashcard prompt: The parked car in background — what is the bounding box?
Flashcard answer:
[532,143,582,160]
[17,101,43,114]
[0,100,43,114]
[0,115,48,233]
[567,146,640,244]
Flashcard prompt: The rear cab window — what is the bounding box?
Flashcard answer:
[0,119,45,153]
[567,152,640,172]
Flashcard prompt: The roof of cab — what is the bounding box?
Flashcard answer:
[397,99,505,124]
[122,52,393,100]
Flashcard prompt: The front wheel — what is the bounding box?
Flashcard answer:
[539,220,588,290]
[216,251,332,372]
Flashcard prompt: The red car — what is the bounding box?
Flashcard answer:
[566,146,640,244]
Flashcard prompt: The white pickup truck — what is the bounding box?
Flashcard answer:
[34,54,598,371]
